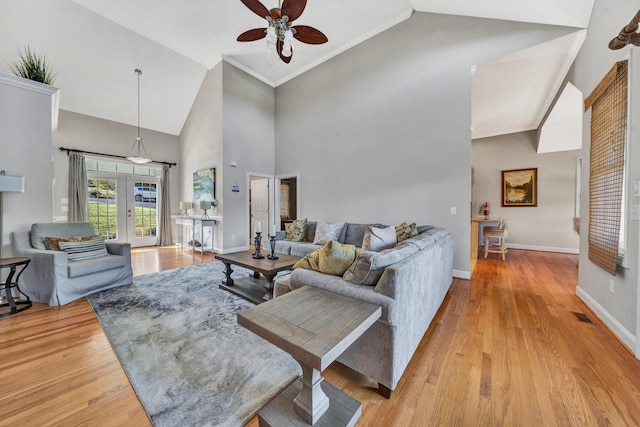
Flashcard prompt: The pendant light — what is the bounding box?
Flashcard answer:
[126,68,151,164]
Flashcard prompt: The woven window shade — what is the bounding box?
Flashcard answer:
[585,60,627,276]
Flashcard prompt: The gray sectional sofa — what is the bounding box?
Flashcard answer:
[11,222,133,306]
[272,221,454,397]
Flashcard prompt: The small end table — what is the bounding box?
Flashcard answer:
[0,257,32,318]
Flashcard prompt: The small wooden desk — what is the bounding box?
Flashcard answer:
[238,286,382,426]
[470,216,501,259]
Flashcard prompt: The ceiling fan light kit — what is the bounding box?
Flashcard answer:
[237,0,328,63]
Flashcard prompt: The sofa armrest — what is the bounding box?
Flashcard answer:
[105,242,131,257]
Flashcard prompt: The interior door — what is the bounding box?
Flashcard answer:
[250,179,269,238]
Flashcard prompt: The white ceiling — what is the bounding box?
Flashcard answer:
[0,0,593,140]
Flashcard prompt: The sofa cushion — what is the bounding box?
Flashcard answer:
[294,240,358,276]
[395,222,418,243]
[31,222,97,250]
[44,235,99,251]
[285,218,307,242]
[67,254,126,278]
[344,223,384,247]
[313,222,345,245]
[59,238,109,261]
[343,242,419,285]
[362,225,397,252]
[290,243,322,258]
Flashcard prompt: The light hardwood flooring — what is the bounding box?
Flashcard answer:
[1,247,640,426]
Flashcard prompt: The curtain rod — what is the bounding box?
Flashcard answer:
[59,147,177,167]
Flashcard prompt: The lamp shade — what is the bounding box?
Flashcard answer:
[199,200,211,210]
[0,174,25,193]
[179,201,192,210]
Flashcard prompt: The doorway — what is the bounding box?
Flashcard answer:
[88,173,160,247]
[276,174,299,231]
[248,174,275,241]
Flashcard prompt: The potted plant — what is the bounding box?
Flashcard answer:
[8,45,56,85]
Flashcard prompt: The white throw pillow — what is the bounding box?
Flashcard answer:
[362,225,397,252]
[313,222,345,245]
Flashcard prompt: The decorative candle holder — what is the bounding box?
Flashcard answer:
[267,236,279,259]
[253,232,264,259]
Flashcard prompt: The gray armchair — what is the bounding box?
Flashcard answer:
[10,222,133,306]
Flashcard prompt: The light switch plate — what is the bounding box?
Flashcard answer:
[631,204,640,221]
[450,207,456,215]
[634,181,640,197]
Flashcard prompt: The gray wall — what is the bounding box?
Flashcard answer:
[0,74,55,258]
[53,110,180,220]
[179,62,275,252]
[274,12,576,277]
[179,63,223,248]
[221,62,275,251]
[570,0,640,352]
[472,131,580,252]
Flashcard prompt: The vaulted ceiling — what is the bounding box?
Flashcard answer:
[0,0,593,140]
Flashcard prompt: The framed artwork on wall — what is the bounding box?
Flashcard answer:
[502,168,537,207]
[193,168,215,203]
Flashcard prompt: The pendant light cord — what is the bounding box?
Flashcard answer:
[135,68,142,141]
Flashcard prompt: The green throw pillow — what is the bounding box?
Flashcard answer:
[285,218,307,242]
[294,240,358,276]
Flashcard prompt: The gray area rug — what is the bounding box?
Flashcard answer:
[87,262,300,427]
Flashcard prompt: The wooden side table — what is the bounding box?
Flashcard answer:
[238,286,382,426]
[0,257,32,318]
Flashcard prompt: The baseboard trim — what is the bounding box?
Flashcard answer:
[507,243,579,254]
[216,245,250,254]
[453,269,471,280]
[575,285,636,352]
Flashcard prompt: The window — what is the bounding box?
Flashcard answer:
[88,178,118,239]
[584,60,628,275]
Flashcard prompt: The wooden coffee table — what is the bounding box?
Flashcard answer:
[238,286,382,426]
[216,251,300,304]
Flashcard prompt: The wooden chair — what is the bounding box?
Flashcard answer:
[484,220,508,261]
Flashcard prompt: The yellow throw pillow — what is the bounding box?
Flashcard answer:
[294,240,358,276]
[285,218,307,242]
[395,222,418,243]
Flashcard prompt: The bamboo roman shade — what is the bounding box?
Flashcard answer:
[584,60,627,276]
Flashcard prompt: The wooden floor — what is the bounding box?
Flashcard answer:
[2,247,640,426]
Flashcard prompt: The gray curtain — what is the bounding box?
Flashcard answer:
[159,165,173,246]
[68,152,88,222]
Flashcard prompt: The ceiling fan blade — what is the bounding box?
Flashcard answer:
[292,25,328,44]
[237,28,267,42]
[277,40,293,64]
[281,0,307,22]
[240,0,270,19]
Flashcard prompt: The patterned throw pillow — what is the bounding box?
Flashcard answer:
[285,219,307,242]
[44,235,99,251]
[58,238,109,261]
[293,240,358,276]
[362,225,397,252]
[313,222,345,245]
[395,222,418,243]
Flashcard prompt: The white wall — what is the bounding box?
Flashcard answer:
[0,74,55,258]
[274,12,577,277]
[570,0,640,352]
[472,131,580,252]
[52,110,180,220]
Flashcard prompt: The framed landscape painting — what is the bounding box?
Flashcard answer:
[502,168,537,207]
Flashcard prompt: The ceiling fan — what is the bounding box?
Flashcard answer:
[237,0,328,63]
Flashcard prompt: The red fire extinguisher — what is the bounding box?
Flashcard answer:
[483,202,489,216]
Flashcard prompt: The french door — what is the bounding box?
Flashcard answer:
[88,173,159,247]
